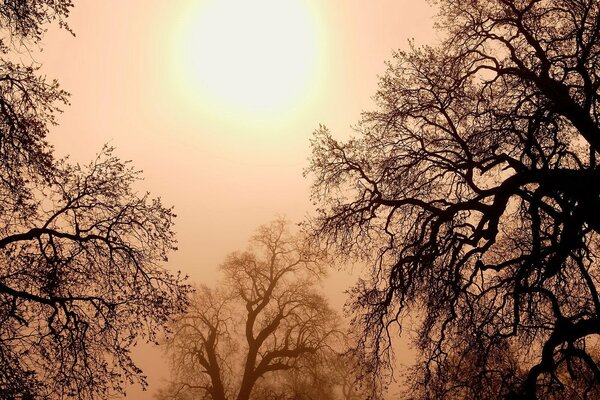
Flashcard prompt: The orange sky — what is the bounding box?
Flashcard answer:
[34,1,437,397]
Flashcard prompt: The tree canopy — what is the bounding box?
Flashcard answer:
[0,2,190,398]
[307,0,600,399]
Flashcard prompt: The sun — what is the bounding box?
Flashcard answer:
[174,0,320,114]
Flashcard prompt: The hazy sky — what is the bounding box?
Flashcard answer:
[32,1,437,397]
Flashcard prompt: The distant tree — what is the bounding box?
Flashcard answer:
[306,0,600,399]
[0,1,190,398]
[251,345,378,400]
[332,352,379,400]
[157,219,342,400]
[251,352,337,400]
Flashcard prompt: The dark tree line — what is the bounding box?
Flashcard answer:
[307,0,600,399]
[0,1,190,399]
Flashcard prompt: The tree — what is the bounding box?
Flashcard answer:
[400,341,600,400]
[250,351,376,400]
[158,219,342,400]
[250,352,337,400]
[306,0,600,399]
[246,344,379,400]
[0,2,190,398]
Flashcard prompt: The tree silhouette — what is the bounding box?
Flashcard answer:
[251,347,377,400]
[306,0,600,399]
[0,0,73,44]
[0,2,190,398]
[157,219,342,400]
[400,342,600,400]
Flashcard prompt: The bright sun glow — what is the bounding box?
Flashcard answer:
[175,0,319,114]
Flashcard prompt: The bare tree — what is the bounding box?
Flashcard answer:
[158,219,341,400]
[333,352,379,400]
[0,2,190,398]
[400,341,600,400]
[279,355,336,400]
[306,0,600,399]
[250,343,379,400]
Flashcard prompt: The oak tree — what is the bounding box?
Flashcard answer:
[158,220,341,400]
[307,0,600,399]
[0,2,190,398]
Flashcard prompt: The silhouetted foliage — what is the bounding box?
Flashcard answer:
[400,341,600,400]
[157,219,345,400]
[307,0,600,399]
[0,2,190,399]
[0,0,73,45]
